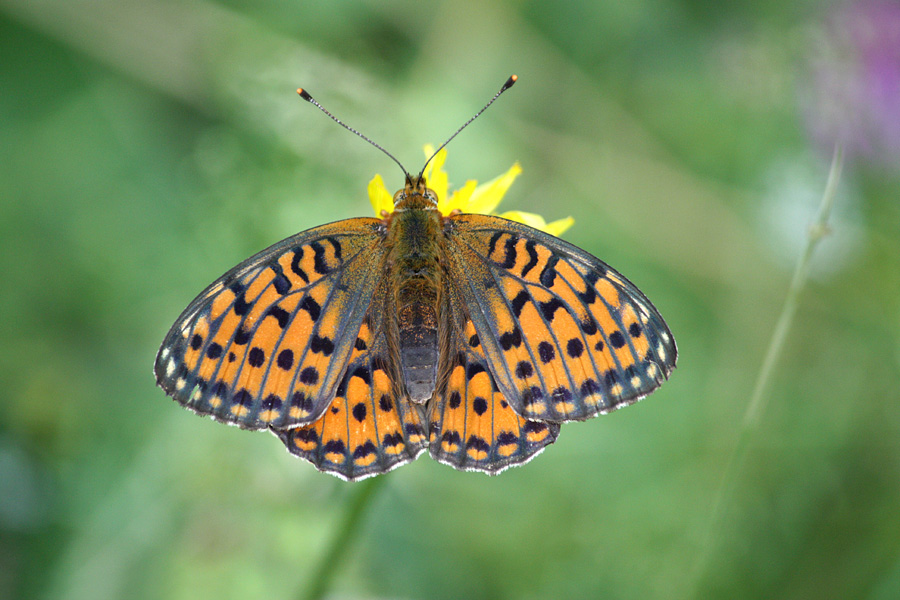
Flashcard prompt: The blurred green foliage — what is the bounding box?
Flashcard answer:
[2,1,899,599]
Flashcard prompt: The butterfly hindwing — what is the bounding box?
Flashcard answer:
[428,286,560,473]
[155,217,386,430]
[277,278,429,480]
[446,214,676,422]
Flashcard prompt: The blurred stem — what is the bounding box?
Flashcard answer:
[689,145,843,595]
[743,145,843,428]
[299,475,388,600]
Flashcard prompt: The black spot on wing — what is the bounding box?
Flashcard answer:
[566,338,584,358]
[233,389,253,407]
[466,435,490,453]
[310,241,331,275]
[538,341,555,363]
[521,240,539,277]
[290,247,310,284]
[511,290,530,317]
[496,431,518,445]
[580,317,598,335]
[488,231,503,256]
[515,361,534,379]
[277,349,294,370]
[266,306,289,328]
[353,441,376,459]
[327,236,343,262]
[299,367,319,385]
[271,266,291,295]
[441,431,462,446]
[262,394,282,410]
[539,254,559,287]
[233,293,251,316]
[500,236,518,269]
[291,391,313,412]
[248,347,265,367]
[299,296,321,322]
[499,327,522,350]
[310,334,335,355]
[323,440,346,455]
[382,432,403,448]
[351,365,372,385]
[466,363,486,380]
[539,298,565,321]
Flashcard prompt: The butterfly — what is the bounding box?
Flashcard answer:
[154,77,676,481]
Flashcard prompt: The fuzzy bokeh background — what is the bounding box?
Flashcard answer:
[2,1,899,599]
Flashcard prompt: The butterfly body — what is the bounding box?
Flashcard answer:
[156,176,676,480]
[387,179,445,403]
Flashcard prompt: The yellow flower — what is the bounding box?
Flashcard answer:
[368,145,574,236]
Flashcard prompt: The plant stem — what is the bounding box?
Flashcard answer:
[299,475,389,600]
[687,145,843,596]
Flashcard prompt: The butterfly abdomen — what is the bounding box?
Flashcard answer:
[389,185,444,403]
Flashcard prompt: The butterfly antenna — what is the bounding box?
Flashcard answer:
[297,88,409,180]
[418,74,518,181]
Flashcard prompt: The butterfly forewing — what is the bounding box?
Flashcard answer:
[277,278,429,480]
[155,218,386,430]
[445,214,676,423]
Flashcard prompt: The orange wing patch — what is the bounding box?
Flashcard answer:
[155,218,386,430]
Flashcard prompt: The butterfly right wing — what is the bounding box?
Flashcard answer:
[155,217,386,430]
[444,214,676,423]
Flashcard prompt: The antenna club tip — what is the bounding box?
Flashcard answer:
[503,75,518,90]
[297,88,313,101]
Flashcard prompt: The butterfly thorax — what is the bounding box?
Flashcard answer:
[387,179,444,403]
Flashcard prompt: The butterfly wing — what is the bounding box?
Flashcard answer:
[428,282,560,473]
[276,277,429,480]
[445,214,676,422]
[155,217,386,430]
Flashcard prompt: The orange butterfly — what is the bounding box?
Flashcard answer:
[155,76,676,480]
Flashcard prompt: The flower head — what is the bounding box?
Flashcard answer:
[368,145,573,236]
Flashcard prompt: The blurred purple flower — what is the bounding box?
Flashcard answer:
[803,0,900,167]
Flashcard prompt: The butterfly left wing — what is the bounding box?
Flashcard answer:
[155,218,385,430]
[276,278,429,480]
[444,214,676,423]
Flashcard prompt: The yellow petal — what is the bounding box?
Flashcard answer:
[467,162,522,214]
[498,210,574,236]
[368,174,393,216]
[440,179,477,215]
[422,144,448,203]
[498,210,545,228]
[542,216,575,236]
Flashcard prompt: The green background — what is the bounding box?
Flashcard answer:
[2,1,899,599]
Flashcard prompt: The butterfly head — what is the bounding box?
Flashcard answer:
[392,174,439,211]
